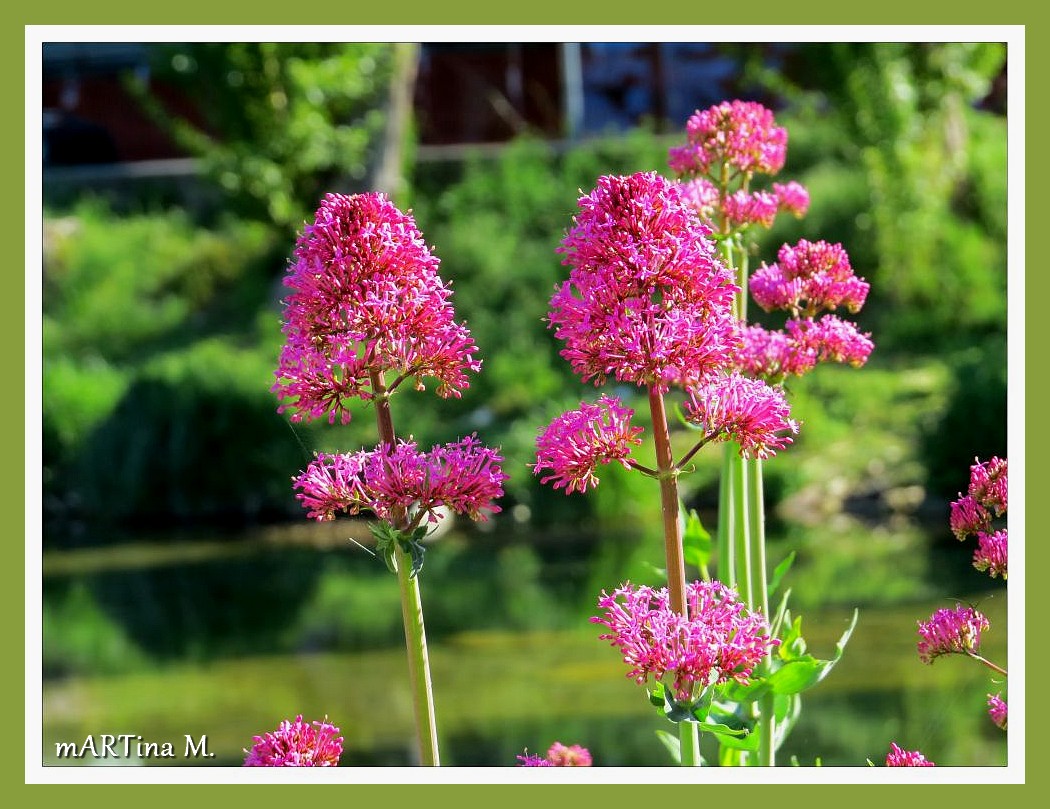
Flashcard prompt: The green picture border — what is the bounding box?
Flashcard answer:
[12,2,1039,803]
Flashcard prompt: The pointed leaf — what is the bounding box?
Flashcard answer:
[768,551,796,599]
[683,508,712,570]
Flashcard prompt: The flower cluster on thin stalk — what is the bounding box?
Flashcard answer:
[243,715,343,767]
[534,171,799,494]
[275,192,506,536]
[901,454,1010,756]
[950,456,1008,579]
[592,580,777,707]
[667,102,874,386]
[272,192,506,768]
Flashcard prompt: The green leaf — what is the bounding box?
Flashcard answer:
[767,609,860,695]
[682,508,712,570]
[699,722,750,740]
[400,535,427,578]
[778,615,808,661]
[768,551,796,599]
[648,681,667,709]
[368,522,399,574]
[766,658,827,695]
[718,677,770,704]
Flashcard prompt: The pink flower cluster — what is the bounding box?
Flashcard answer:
[669,101,809,235]
[273,192,480,425]
[668,100,787,177]
[293,435,506,524]
[950,456,1008,580]
[683,372,799,459]
[550,171,739,393]
[592,580,776,702]
[885,742,935,767]
[750,240,870,318]
[243,715,343,767]
[516,743,593,767]
[735,241,873,383]
[532,395,643,494]
[916,604,990,665]
[987,693,1008,730]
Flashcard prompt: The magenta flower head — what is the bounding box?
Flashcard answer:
[243,715,343,767]
[546,742,593,766]
[733,323,818,382]
[533,395,643,494]
[968,456,1008,515]
[273,192,480,425]
[785,316,874,369]
[773,181,810,218]
[949,494,991,540]
[916,604,990,665]
[682,372,799,459]
[973,529,1008,580]
[987,693,1008,730]
[550,172,738,393]
[293,435,506,524]
[885,742,935,767]
[592,580,776,703]
[668,100,788,177]
[723,189,780,229]
[750,240,870,318]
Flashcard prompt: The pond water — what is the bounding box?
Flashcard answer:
[39,516,1009,768]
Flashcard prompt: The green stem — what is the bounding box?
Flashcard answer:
[733,451,752,608]
[370,371,440,766]
[749,457,775,766]
[968,652,1008,677]
[679,721,701,768]
[717,444,736,588]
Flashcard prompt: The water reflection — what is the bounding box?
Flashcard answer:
[40,518,1008,767]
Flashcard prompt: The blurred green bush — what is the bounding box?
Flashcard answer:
[42,43,1008,543]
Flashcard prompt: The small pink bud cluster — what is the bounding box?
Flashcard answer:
[916,604,990,665]
[683,372,799,459]
[532,395,643,494]
[885,742,935,767]
[668,101,808,235]
[669,100,787,177]
[293,435,506,524]
[737,240,874,383]
[987,693,1008,730]
[516,742,593,767]
[243,715,343,767]
[592,580,777,703]
[950,456,1008,580]
[751,240,870,318]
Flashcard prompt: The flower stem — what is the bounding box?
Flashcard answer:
[749,457,776,766]
[649,387,701,767]
[370,371,441,766]
[648,387,687,617]
[679,721,701,767]
[968,652,1008,677]
[717,444,736,588]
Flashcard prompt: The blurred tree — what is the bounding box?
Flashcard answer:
[744,42,1008,351]
[127,43,399,228]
